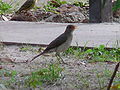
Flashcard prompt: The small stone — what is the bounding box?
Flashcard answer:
[58,4,81,14]
[45,12,85,23]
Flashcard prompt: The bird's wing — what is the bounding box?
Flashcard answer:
[44,33,68,52]
[30,33,67,62]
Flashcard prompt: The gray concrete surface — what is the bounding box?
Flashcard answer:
[0,21,120,48]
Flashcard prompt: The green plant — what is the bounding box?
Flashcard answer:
[47,0,67,8]
[63,44,120,62]
[19,45,38,52]
[0,69,18,88]
[76,73,90,89]
[73,1,88,7]
[24,64,63,88]
[0,69,17,77]
[0,0,12,14]
[43,0,68,13]
[113,0,120,11]
[43,4,59,13]
[43,0,88,13]
[0,64,63,89]
[92,68,110,90]
[111,83,120,90]
[85,45,120,62]
[93,66,120,90]
[110,72,120,89]
[64,47,84,58]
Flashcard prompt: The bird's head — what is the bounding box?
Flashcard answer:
[65,25,77,34]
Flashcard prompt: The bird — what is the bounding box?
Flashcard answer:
[30,25,77,64]
[16,0,37,14]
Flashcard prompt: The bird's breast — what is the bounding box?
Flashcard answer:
[56,34,73,53]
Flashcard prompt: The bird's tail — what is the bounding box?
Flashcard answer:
[30,52,44,62]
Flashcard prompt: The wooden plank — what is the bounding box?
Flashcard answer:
[101,0,113,22]
[89,0,101,23]
[89,0,113,23]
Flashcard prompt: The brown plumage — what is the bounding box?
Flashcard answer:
[30,25,77,63]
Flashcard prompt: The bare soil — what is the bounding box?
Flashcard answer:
[0,45,120,90]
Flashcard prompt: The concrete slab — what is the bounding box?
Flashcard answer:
[0,21,120,48]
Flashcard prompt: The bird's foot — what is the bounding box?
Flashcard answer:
[58,60,69,65]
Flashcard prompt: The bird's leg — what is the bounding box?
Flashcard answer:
[57,54,65,64]
[56,53,67,64]
[55,53,61,64]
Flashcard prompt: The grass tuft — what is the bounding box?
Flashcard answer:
[63,45,120,62]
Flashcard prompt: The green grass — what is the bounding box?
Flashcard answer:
[42,0,88,13]
[95,68,120,90]
[19,45,42,53]
[63,45,120,62]
[113,0,120,11]
[43,0,68,13]
[19,45,35,52]
[0,69,18,88]
[0,64,63,89]
[0,0,12,14]
[24,63,63,88]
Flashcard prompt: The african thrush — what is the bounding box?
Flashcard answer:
[30,25,77,63]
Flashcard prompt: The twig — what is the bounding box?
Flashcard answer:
[107,62,120,90]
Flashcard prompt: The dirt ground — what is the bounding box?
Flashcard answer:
[0,45,120,90]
